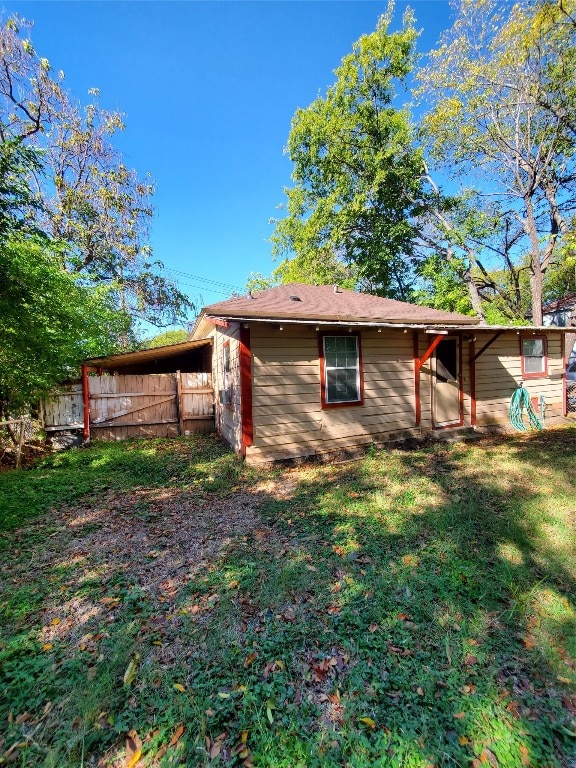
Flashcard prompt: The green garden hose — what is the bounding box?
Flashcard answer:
[509,386,543,431]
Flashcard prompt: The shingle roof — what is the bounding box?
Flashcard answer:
[542,292,576,314]
[202,283,480,326]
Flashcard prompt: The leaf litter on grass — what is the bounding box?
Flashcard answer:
[0,431,575,767]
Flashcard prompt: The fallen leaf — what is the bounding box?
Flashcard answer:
[556,675,572,684]
[519,744,530,766]
[416,687,424,697]
[50,617,61,626]
[453,712,466,720]
[169,724,185,747]
[126,730,142,768]
[522,635,537,650]
[368,623,378,633]
[358,717,376,729]
[41,643,53,652]
[464,654,478,666]
[480,747,499,767]
[208,733,227,759]
[173,683,186,692]
[266,696,276,723]
[244,652,258,667]
[209,740,223,759]
[459,736,469,745]
[123,653,140,686]
[228,580,239,589]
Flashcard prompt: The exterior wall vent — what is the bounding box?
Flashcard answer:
[289,295,301,301]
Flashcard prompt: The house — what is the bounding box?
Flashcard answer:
[540,293,576,410]
[191,283,571,463]
[541,292,576,331]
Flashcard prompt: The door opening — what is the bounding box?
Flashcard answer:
[433,337,462,427]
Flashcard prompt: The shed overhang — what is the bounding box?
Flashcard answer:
[84,338,212,371]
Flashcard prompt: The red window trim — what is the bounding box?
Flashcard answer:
[318,331,364,409]
[520,334,548,379]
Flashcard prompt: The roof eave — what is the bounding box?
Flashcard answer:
[204,315,570,332]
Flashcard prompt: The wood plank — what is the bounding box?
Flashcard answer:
[91,394,176,424]
[251,417,416,450]
[253,402,322,417]
[252,392,320,406]
[92,418,179,428]
[90,392,181,398]
[176,370,184,436]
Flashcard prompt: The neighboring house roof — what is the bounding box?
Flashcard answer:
[201,284,481,326]
[542,292,576,314]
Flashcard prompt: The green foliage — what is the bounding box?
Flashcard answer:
[413,254,473,315]
[0,234,129,412]
[271,6,425,299]
[544,232,576,301]
[0,15,193,328]
[417,0,576,324]
[0,431,575,766]
[142,328,189,349]
[0,138,129,412]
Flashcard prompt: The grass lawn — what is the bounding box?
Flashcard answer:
[0,428,575,767]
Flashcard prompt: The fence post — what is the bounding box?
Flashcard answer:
[16,419,25,469]
[176,371,184,436]
[82,365,91,441]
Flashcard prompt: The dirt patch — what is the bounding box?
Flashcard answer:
[6,486,262,650]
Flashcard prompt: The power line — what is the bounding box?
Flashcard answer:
[161,267,244,293]
[171,279,238,297]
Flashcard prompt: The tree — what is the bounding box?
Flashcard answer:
[0,140,129,414]
[271,6,426,300]
[143,329,189,348]
[418,0,576,325]
[0,15,192,329]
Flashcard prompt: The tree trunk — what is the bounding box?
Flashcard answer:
[523,196,544,326]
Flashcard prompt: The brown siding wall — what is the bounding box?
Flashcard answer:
[247,325,418,462]
[212,324,242,452]
[473,331,564,425]
[215,323,566,463]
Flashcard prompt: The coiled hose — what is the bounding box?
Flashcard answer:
[509,386,543,431]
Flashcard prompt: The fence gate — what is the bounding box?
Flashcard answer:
[44,372,214,441]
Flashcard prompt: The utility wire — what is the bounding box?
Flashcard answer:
[161,267,244,293]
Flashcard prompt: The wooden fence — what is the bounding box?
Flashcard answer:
[44,372,214,440]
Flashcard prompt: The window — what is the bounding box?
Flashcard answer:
[320,334,363,407]
[521,335,547,378]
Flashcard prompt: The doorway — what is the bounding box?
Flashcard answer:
[432,336,462,427]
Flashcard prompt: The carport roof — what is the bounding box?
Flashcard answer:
[84,338,212,370]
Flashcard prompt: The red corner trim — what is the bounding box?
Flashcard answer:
[470,337,476,426]
[239,326,253,455]
[417,334,444,371]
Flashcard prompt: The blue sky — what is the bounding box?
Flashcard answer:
[3,1,454,327]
